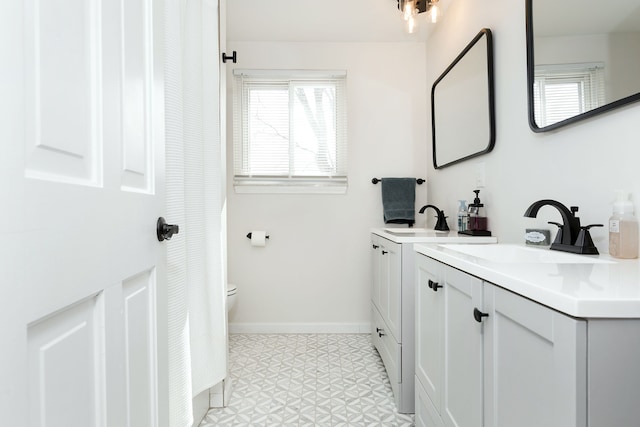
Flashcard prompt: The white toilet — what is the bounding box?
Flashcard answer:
[227,283,237,313]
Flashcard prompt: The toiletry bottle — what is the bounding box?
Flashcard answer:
[467,190,487,231]
[609,190,639,259]
[457,200,468,232]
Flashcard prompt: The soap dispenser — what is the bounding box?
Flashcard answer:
[459,190,492,236]
[609,190,638,259]
[457,200,468,232]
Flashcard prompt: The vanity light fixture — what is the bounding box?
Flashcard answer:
[397,0,442,33]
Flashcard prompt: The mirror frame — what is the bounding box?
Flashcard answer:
[432,28,496,169]
[526,0,640,132]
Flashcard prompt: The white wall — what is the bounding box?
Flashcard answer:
[225,42,428,331]
[425,0,640,249]
[226,0,640,331]
[609,32,640,101]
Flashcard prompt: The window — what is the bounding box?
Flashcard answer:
[533,63,605,127]
[232,70,348,194]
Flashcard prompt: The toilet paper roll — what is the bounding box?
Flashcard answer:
[250,230,267,247]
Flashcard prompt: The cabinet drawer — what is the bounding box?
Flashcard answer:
[372,305,401,391]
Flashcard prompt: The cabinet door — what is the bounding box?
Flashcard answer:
[483,284,587,427]
[416,376,445,427]
[373,236,401,342]
[415,255,444,411]
[371,236,382,310]
[442,267,483,427]
[385,240,402,341]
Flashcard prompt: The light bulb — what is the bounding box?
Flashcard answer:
[403,2,415,21]
[427,0,442,23]
[407,14,417,33]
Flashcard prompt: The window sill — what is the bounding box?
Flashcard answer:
[233,181,348,195]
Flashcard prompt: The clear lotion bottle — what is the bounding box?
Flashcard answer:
[609,190,639,259]
[457,200,468,232]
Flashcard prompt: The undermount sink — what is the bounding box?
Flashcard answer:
[384,228,447,236]
[440,244,614,264]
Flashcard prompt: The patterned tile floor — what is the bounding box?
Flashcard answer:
[199,333,414,426]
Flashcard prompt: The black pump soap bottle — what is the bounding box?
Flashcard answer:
[459,190,492,236]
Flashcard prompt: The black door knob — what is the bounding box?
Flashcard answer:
[157,217,180,242]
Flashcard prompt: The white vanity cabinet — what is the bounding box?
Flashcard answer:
[370,233,410,413]
[415,254,587,427]
[371,231,496,414]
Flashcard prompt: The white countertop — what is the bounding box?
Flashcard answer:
[372,228,498,244]
[414,243,640,318]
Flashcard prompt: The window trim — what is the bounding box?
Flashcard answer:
[232,69,348,194]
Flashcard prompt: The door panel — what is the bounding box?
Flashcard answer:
[28,295,105,427]
[121,0,153,193]
[123,270,157,427]
[24,0,101,185]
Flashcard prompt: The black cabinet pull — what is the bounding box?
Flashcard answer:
[381,250,388,255]
[378,331,385,337]
[372,244,379,249]
[473,308,489,323]
[428,279,442,291]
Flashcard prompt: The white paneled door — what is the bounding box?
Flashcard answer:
[1,0,168,426]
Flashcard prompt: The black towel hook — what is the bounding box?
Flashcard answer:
[222,51,237,63]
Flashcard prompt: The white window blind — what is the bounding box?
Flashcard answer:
[233,70,348,193]
[534,63,605,127]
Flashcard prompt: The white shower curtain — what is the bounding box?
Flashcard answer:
[165,0,227,425]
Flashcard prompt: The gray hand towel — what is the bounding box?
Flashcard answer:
[381,178,416,226]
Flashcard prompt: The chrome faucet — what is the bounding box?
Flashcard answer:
[524,199,602,254]
[419,205,450,232]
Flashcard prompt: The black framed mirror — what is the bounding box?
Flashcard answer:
[526,0,640,132]
[432,28,495,169]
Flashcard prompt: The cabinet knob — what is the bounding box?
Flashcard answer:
[473,308,489,323]
[381,250,388,255]
[376,327,385,337]
[372,244,379,249]
[378,331,385,337]
[428,279,442,291]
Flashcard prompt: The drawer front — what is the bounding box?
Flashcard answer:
[372,305,401,391]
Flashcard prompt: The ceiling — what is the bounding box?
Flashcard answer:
[226,0,438,42]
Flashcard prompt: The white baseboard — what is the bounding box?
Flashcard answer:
[228,322,371,334]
